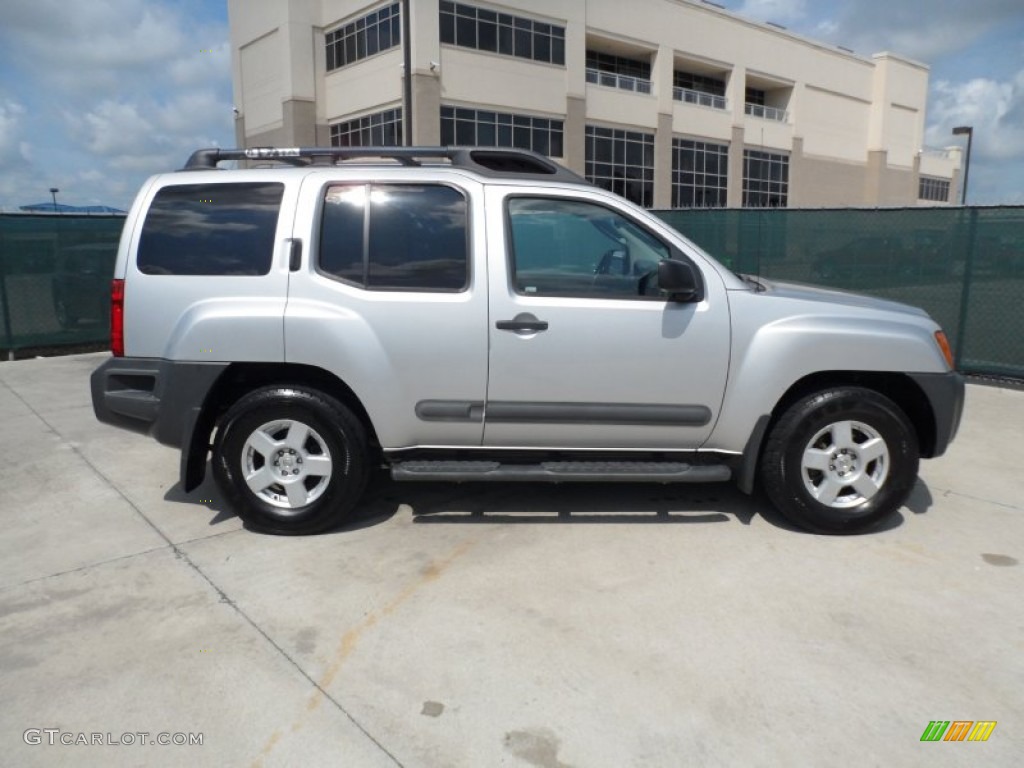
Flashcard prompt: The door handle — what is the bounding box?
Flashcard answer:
[287,238,302,271]
[496,317,549,332]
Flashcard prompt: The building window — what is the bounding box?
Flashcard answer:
[745,87,765,106]
[672,139,729,208]
[440,106,563,156]
[326,3,401,72]
[675,72,725,97]
[673,71,727,109]
[919,176,950,202]
[586,50,652,94]
[585,125,655,207]
[330,108,403,147]
[743,150,789,207]
[439,2,565,65]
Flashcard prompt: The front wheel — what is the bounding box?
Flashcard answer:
[760,387,919,534]
[212,386,369,535]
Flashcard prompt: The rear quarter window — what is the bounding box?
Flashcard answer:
[137,182,284,275]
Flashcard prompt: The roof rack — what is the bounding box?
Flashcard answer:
[182,146,587,183]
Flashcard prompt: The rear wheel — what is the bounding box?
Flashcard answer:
[212,386,369,535]
[760,387,919,534]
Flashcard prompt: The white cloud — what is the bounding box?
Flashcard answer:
[0,0,233,208]
[923,70,1024,204]
[925,71,1024,161]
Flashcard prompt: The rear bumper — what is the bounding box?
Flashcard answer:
[90,357,228,449]
[908,371,965,458]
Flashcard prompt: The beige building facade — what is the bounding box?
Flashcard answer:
[227,0,962,208]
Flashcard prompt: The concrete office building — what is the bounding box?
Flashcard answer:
[227,0,962,208]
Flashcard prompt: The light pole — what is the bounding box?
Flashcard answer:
[49,187,60,213]
[952,126,973,205]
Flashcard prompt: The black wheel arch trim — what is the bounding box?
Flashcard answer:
[91,357,231,491]
[906,371,965,458]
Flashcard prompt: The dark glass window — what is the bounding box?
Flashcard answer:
[919,177,950,202]
[330,108,403,147]
[439,2,565,65]
[319,185,365,284]
[674,71,726,97]
[137,183,283,276]
[507,197,670,299]
[742,149,789,208]
[326,3,401,72]
[440,106,563,157]
[585,126,655,207]
[672,139,729,208]
[319,185,469,291]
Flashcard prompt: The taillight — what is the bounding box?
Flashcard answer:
[110,279,125,357]
[934,330,954,370]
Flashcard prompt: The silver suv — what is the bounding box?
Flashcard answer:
[91,146,964,535]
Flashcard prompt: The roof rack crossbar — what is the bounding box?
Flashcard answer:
[181,146,587,183]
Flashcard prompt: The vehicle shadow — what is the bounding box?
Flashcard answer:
[163,468,936,535]
[366,471,768,528]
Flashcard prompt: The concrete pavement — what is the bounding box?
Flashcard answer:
[1,352,1022,767]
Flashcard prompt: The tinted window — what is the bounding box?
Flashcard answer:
[319,185,469,292]
[137,183,283,275]
[507,198,670,299]
[320,185,366,284]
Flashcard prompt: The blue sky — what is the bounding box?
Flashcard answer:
[0,0,1021,209]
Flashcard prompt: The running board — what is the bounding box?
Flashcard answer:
[390,460,731,483]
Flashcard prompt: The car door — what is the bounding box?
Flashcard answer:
[483,187,730,450]
[285,171,489,449]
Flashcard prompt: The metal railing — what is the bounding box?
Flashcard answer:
[673,87,727,110]
[920,146,958,160]
[586,68,653,95]
[745,102,788,122]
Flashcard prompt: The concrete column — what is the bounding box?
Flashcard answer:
[787,136,804,208]
[728,65,747,126]
[865,149,887,206]
[654,112,673,208]
[727,124,745,207]
[564,96,587,175]
[283,99,317,145]
[412,73,441,145]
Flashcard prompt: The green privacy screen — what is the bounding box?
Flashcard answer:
[2,208,1023,379]
[0,214,123,354]
[654,206,1024,379]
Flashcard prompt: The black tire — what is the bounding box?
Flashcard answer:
[760,387,919,534]
[212,386,369,535]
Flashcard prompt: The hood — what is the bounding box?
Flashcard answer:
[737,275,930,319]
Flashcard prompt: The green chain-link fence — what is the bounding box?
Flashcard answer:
[0,214,123,358]
[654,206,1024,379]
[2,208,1023,379]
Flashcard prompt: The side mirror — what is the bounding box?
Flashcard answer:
[658,259,700,302]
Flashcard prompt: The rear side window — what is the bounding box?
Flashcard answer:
[137,182,284,275]
[319,184,468,291]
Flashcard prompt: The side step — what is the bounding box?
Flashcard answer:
[390,460,731,483]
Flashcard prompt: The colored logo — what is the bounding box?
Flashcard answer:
[921,721,996,742]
